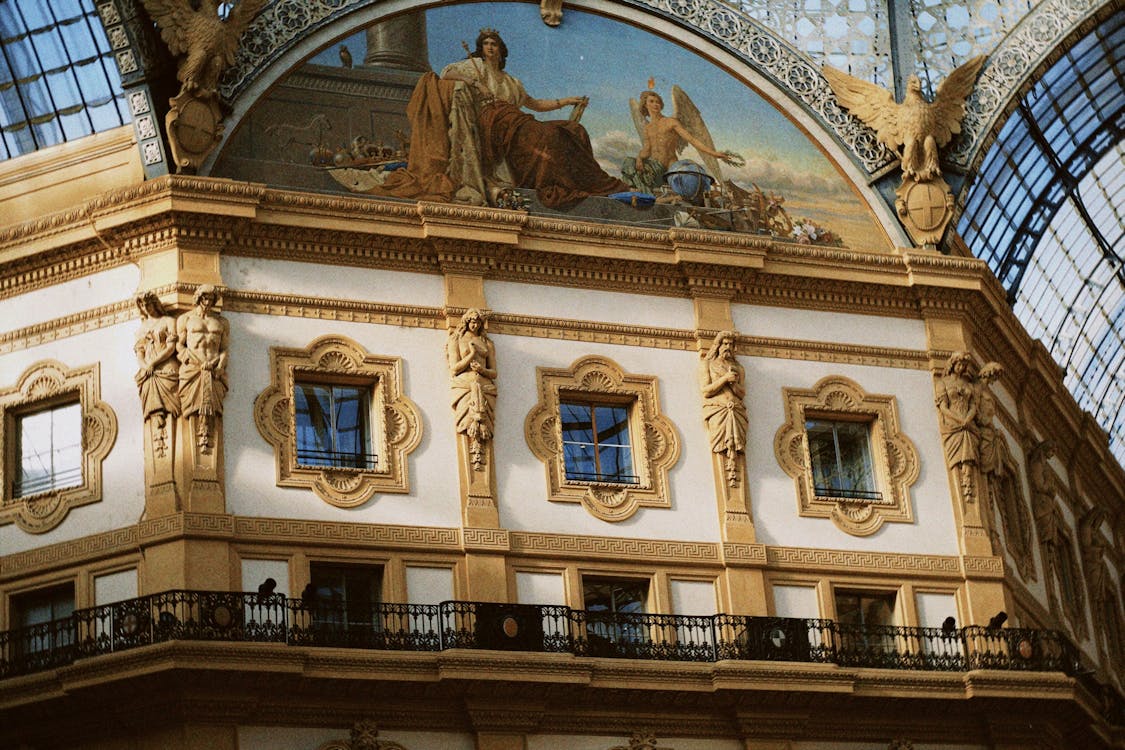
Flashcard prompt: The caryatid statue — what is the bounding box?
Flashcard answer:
[934,352,980,502]
[700,331,748,486]
[176,284,229,452]
[134,292,181,456]
[447,308,497,470]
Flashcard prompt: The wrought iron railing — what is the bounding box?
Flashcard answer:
[0,590,1092,688]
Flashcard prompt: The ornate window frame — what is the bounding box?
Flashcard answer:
[774,375,919,536]
[253,335,422,508]
[525,356,680,522]
[1,360,117,533]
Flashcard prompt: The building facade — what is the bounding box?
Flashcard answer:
[0,1,1122,749]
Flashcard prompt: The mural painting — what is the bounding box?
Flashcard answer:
[213,3,891,253]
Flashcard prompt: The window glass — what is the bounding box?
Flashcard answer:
[11,583,76,654]
[805,419,877,498]
[835,590,896,628]
[583,577,648,614]
[16,402,82,497]
[309,563,382,631]
[294,383,372,469]
[561,401,635,483]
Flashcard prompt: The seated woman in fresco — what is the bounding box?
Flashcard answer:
[366,29,627,208]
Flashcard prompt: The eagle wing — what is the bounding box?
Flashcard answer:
[671,85,724,186]
[218,0,268,64]
[822,65,903,150]
[927,54,987,147]
[140,0,197,56]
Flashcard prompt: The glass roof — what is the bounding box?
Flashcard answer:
[0,0,129,159]
[958,11,1125,465]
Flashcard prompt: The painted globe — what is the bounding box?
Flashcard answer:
[664,160,713,205]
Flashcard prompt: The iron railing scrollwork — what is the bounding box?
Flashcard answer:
[0,589,1109,712]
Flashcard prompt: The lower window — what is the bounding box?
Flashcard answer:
[835,589,897,655]
[582,576,649,655]
[10,583,76,656]
[308,563,383,633]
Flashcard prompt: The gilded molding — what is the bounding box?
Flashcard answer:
[462,527,511,552]
[224,290,444,329]
[774,375,920,536]
[0,360,117,533]
[0,300,136,354]
[721,543,769,565]
[232,517,461,550]
[137,512,235,543]
[764,547,961,576]
[254,335,423,507]
[961,555,1005,577]
[509,531,721,564]
[0,526,139,581]
[525,355,681,522]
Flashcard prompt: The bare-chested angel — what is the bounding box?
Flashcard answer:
[621,86,743,194]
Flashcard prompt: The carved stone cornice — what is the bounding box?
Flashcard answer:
[764,547,962,577]
[508,531,722,564]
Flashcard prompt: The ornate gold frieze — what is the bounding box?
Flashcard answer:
[764,547,961,576]
[232,517,461,550]
[0,526,139,582]
[774,375,919,536]
[509,531,722,563]
[0,299,136,354]
[254,335,423,507]
[0,360,117,533]
[525,355,681,522]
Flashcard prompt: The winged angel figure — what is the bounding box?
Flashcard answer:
[142,0,267,98]
[621,86,743,195]
[822,57,986,182]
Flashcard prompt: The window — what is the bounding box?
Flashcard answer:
[805,418,878,500]
[14,402,83,497]
[835,589,898,657]
[307,563,383,641]
[254,336,422,508]
[560,400,637,484]
[582,576,650,656]
[10,583,76,657]
[1,360,117,533]
[525,356,680,522]
[294,382,375,469]
[775,376,919,536]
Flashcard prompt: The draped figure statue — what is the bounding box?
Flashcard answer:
[447,308,497,470]
[700,331,748,486]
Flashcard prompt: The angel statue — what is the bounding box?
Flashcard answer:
[142,0,266,98]
[622,87,743,195]
[822,58,986,182]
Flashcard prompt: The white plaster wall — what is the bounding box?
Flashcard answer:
[0,322,146,553]
[516,570,566,605]
[224,313,460,527]
[530,737,741,750]
[404,565,454,603]
[746,357,959,555]
[669,579,718,615]
[238,726,474,750]
[0,265,139,331]
[732,304,927,350]
[772,584,820,619]
[915,591,958,629]
[486,279,694,330]
[94,568,138,605]
[221,257,444,307]
[492,336,719,541]
[241,558,290,596]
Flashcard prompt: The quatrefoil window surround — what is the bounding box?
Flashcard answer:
[525,355,680,522]
[254,336,422,507]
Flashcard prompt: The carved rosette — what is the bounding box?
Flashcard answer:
[254,335,422,507]
[774,375,918,536]
[0,360,117,533]
[525,356,680,522]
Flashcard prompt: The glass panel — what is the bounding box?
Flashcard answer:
[562,441,596,479]
[16,402,82,497]
[560,402,594,444]
[598,444,633,481]
[294,382,371,468]
[806,419,876,496]
[294,384,332,463]
[594,405,630,446]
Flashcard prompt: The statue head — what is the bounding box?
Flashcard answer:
[978,361,1003,384]
[944,351,974,377]
[456,308,487,336]
[135,292,166,318]
[193,284,220,311]
[704,330,736,360]
[473,28,508,69]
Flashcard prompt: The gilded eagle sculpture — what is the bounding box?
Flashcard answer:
[822,57,986,181]
[142,0,267,97]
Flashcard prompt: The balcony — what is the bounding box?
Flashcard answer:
[0,589,1096,683]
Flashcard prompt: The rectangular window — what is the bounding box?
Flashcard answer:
[835,589,897,655]
[582,576,649,654]
[308,563,382,633]
[15,402,82,497]
[10,583,76,655]
[294,382,375,469]
[560,400,637,484]
[805,418,878,500]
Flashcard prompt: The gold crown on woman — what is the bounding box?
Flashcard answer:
[479,27,499,35]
